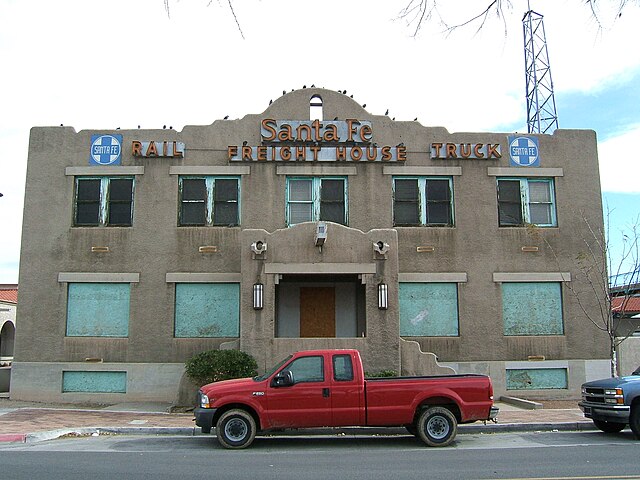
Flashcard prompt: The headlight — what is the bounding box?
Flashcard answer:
[199,392,211,408]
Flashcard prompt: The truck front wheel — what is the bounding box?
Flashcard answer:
[416,406,457,447]
[630,405,640,439]
[216,409,257,449]
[593,419,626,433]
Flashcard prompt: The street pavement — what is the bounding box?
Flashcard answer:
[0,400,593,444]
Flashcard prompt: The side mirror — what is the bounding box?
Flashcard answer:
[272,370,294,387]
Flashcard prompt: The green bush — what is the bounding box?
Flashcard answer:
[185,349,258,386]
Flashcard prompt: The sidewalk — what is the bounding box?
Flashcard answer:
[0,400,593,444]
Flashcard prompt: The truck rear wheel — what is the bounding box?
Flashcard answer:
[593,419,626,433]
[216,409,256,449]
[630,405,640,439]
[416,406,457,447]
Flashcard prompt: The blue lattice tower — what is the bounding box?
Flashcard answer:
[523,7,559,134]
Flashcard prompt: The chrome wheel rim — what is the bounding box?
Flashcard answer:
[225,418,248,442]
[426,415,449,440]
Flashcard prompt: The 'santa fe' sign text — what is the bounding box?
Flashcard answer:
[229,119,406,162]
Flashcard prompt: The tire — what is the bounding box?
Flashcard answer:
[630,405,640,439]
[215,409,257,449]
[405,424,418,437]
[593,419,626,433]
[416,406,458,447]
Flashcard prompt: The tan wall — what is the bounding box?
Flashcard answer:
[14,88,609,401]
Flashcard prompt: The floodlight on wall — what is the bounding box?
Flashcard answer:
[315,222,327,247]
[251,241,267,255]
[91,246,110,253]
[253,283,264,310]
[199,245,218,253]
[378,283,388,310]
[373,241,389,255]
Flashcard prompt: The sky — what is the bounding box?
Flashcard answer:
[0,0,639,283]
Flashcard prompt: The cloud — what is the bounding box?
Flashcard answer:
[599,124,640,193]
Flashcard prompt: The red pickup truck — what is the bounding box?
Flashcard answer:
[194,349,498,449]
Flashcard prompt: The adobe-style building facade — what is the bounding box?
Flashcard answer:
[12,88,610,403]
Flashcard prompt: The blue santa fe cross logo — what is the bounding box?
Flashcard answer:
[90,134,122,166]
[508,135,539,167]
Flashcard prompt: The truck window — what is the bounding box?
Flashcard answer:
[287,356,324,383]
[333,354,354,381]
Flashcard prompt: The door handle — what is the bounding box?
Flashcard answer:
[322,388,330,398]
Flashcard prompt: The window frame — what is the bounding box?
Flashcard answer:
[392,176,454,227]
[497,177,557,227]
[178,176,240,227]
[286,176,348,226]
[74,176,134,227]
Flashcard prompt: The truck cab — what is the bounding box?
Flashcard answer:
[579,366,640,438]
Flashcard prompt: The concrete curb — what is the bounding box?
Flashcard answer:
[1,421,597,444]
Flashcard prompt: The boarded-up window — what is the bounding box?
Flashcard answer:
[66,283,130,337]
[506,368,568,390]
[502,282,563,335]
[174,283,240,337]
[62,371,127,393]
[399,283,459,336]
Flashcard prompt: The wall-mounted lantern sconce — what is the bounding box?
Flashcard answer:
[378,283,388,310]
[253,283,264,310]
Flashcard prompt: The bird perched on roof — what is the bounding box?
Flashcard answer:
[269,99,273,105]
[224,115,229,120]
[303,85,307,88]
[362,104,366,108]
[385,109,389,116]
[163,125,166,129]
[283,90,286,95]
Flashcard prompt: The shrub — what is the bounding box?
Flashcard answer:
[185,349,258,386]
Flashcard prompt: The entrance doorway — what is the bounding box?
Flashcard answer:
[275,275,366,338]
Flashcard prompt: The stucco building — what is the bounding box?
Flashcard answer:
[12,88,610,403]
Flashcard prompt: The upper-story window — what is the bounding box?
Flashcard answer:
[393,177,454,226]
[286,177,347,226]
[179,177,240,226]
[497,178,556,227]
[310,95,323,120]
[74,177,134,227]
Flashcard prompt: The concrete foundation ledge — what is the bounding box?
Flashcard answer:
[500,396,543,409]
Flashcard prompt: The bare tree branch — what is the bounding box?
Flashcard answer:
[537,208,640,377]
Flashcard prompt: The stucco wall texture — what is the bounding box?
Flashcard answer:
[12,88,609,402]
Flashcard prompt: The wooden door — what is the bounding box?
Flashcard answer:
[300,287,335,337]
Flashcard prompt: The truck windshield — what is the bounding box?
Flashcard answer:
[253,355,293,382]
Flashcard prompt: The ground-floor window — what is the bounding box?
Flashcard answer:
[502,282,564,335]
[399,283,459,336]
[275,275,365,338]
[174,283,239,337]
[506,368,568,390]
[66,283,130,337]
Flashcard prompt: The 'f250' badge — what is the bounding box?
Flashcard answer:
[252,392,265,396]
